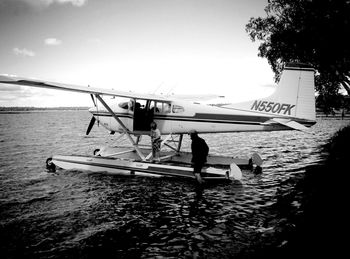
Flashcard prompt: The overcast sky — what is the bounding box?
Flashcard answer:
[0,0,275,107]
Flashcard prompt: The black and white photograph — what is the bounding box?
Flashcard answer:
[0,0,349,258]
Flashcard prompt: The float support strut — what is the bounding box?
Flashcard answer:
[95,94,146,161]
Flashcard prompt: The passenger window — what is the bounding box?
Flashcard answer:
[151,102,171,113]
[172,105,184,113]
[156,103,163,113]
[163,103,171,113]
[149,101,158,113]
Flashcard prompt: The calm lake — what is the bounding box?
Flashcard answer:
[0,110,348,258]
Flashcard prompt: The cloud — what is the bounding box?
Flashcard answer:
[0,0,87,15]
[0,84,56,104]
[44,38,62,46]
[13,47,36,57]
[0,85,32,101]
[21,0,88,8]
[0,85,22,92]
[55,0,87,7]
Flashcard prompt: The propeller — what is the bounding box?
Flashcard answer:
[86,93,98,135]
[86,116,96,135]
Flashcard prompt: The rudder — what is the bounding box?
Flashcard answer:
[269,63,316,121]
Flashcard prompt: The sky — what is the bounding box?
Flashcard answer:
[0,0,275,107]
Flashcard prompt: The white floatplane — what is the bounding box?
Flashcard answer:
[0,63,316,181]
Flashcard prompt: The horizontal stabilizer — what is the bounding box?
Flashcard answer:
[263,118,311,133]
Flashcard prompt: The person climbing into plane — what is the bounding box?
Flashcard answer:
[150,121,161,162]
[189,130,209,184]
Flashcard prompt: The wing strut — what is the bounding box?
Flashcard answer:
[95,94,146,161]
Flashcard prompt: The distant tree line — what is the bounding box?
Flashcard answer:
[0,107,89,111]
[246,0,350,113]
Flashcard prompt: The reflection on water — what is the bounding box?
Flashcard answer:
[0,111,348,258]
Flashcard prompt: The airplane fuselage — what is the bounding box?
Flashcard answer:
[90,98,315,135]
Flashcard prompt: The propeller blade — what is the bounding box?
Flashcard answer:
[86,116,96,135]
[90,94,96,107]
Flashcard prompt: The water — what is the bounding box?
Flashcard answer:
[0,111,348,258]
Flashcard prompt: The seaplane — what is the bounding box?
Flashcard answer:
[0,63,316,182]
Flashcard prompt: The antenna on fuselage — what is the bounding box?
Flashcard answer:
[152,82,164,94]
[165,83,178,97]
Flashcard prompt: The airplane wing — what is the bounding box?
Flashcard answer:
[262,118,311,133]
[0,75,169,102]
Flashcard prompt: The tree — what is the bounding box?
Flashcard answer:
[246,0,350,100]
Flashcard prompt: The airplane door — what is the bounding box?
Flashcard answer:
[133,99,153,132]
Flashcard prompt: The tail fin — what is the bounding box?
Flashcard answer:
[269,63,316,121]
[230,63,316,122]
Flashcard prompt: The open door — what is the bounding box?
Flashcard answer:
[133,99,153,132]
[133,99,172,133]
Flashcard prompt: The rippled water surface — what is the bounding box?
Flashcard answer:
[0,111,348,258]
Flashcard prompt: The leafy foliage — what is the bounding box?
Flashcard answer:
[246,0,350,101]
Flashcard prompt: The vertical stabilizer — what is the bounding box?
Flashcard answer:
[271,63,316,120]
[228,63,316,123]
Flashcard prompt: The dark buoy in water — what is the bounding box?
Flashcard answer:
[250,153,263,174]
[93,148,101,156]
[248,158,254,170]
[253,165,263,174]
[46,157,56,172]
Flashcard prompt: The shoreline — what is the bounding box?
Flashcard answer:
[244,125,349,258]
[0,107,89,113]
[0,107,89,110]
